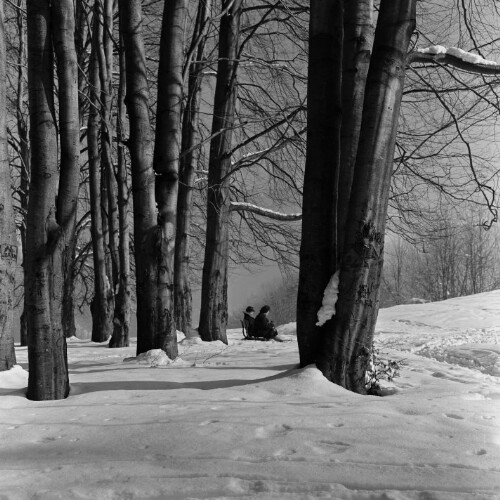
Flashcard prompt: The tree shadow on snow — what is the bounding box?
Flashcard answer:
[69,365,300,395]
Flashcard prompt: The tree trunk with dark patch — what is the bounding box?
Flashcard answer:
[0,2,17,370]
[109,31,130,348]
[315,0,417,393]
[89,1,114,343]
[52,0,81,340]
[174,0,211,335]
[119,0,159,356]
[297,0,344,367]
[25,0,69,400]
[198,0,242,344]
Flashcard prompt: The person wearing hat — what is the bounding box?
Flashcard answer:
[253,305,278,340]
[242,306,255,338]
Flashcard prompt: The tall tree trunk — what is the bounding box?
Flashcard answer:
[99,0,120,338]
[25,0,69,400]
[297,0,344,366]
[89,0,113,343]
[151,0,187,357]
[119,0,159,356]
[199,0,242,344]
[109,31,130,348]
[315,0,417,393]
[15,1,30,348]
[52,0,81,340]
[0,1,17,370]
[174,0,211,335]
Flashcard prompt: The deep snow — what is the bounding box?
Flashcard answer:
[1,290,499,499]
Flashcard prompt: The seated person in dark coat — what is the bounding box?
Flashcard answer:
[253,305,278,340]
[242,306,255,337]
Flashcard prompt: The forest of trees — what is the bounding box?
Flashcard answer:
[1,0,500,399]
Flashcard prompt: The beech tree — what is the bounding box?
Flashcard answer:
[299,0,500,394]
[298,0,417,393]
[174,0,212,335]
[199,0,243,344]
[25,0,82,399]
[0,1,17,370]
[88,0,114,343]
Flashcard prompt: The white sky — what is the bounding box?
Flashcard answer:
[1,290,499,499]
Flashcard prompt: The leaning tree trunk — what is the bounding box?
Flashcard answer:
[52,0,81,340]
[119,0,159,356]
[198,0,242,344]
[88,2,113,343]
[109,31,130,348]
[25,0,69,400]
[315,0,417,393]
[0,1,17,370]
[297,0,344,366]
[150,0,187,357]
[174,0,211,335]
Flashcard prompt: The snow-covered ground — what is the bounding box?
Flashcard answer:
[1,291,500,499]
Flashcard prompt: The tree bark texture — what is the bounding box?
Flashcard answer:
[337,0,374,255]
[119,0,160,356]
[25,0,69,399]
[297,0,344,367]
[316,0,417,393]
[150,0,188,358]
[52,0,81,340]
[175,0,211,335]
[89,2,114,343]
[199,0,242,344]
[109,31,130,348]
[0,1,17,370]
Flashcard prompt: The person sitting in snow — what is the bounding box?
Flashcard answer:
[253,305,278,340]
[242,306,256,338]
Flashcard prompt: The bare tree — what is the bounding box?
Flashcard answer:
[88,0,114,343]
[199,0,243,344]
[25,0,69,399]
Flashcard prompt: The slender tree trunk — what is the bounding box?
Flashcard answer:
[316,0,417,393]
[99,0,121,339]
[199,0,242,344]
[109,31,130,348]
[89,1,113,342]
[119,0,159,356]
[151,0,187,357]
[174,0,211,335]
[25,0,69,400]
[76,0,90,126]
[297,0,344,366]
[15,2,30,348]
[52,0,81,340]
[0,1,17,370]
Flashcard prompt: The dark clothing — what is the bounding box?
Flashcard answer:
[242,312,255,337]
[253,312,278,340]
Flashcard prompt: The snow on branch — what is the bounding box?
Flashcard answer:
[316,270,340,327]
[229,201,302,221]
[408,46,500,74]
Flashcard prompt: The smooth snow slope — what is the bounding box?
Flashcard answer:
[0,290,499,499]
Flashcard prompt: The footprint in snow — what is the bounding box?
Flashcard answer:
[255,423,292,439]
[444,413,464,420]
